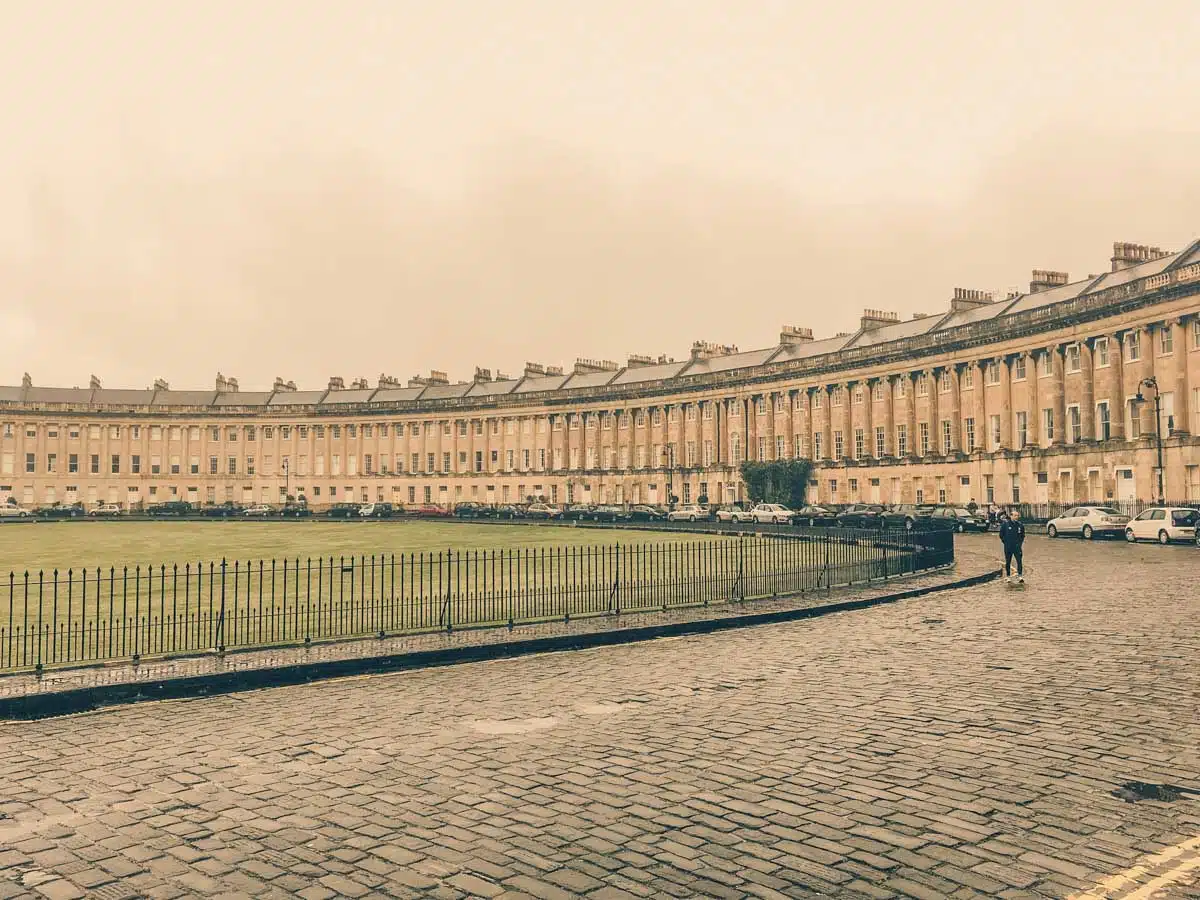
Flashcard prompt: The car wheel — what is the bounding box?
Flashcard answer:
[905,518,914,531]
[689,515,697,522]
[1158,530,1170,545]
[1047,524,1058,538]
[1083,525,1094,540]
[956,522,965,533]
[1125,528,1136,543]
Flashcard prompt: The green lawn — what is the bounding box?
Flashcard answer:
[0,520,714,576]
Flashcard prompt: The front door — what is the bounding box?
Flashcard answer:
[1116,468,1136,502]
[870,479,881,503]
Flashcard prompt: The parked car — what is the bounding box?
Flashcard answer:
[881,504,935,530]
[88,503,123,517]
[453,502,488,518]
[749,503,795,524]
[202,502,243,518]
[325,503,362,519]
[495,504,525,520]
[590,504,627,522]
[147,500,194,517]
[1124,507,1199,544]
[794,505,839,527]
[242,504,274,517]
[1046,506,1130,539]
[36,503,85,519]
[835,504,887,528]
[0,504,34,518]
[525,502,563,520]
[627,505,666,521]
[667,503,707,522]
[279,503,312,518]
[561,504,593,521]
[359,502,396,519]
[926,506,989,533]
[714,505,752,523]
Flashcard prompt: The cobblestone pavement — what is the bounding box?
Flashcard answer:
[1,535,1197,900]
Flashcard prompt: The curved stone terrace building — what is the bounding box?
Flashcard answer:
[3,239,1199,512]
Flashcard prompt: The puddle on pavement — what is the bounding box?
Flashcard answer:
[1111,781,1195,803]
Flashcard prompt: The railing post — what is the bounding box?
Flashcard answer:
[216,558,227,654]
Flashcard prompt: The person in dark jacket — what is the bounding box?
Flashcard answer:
[998,508,1025,579]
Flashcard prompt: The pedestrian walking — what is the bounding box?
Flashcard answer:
[998,507,1026,583]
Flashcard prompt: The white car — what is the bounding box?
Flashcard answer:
[0,504,33,518]
[667,504,706,522]
[749,503,795,525]
[87,503,123,517]
[1046,506,1129,539]
[714,506,752,523]
[1124,507,1198,544]
[243,505,274,517]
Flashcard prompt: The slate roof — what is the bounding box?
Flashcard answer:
[610,360,688,385]
[681,348,775,377]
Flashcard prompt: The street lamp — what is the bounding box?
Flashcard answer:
[282,457,291,505]
[1134,377,1165,504]
[661,444,676,510]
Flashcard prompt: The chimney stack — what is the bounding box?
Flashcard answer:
[1029,270,1069,293]
[327,376,345,391]
[407,370,449,388]
[377,373,402,388]
[1111,241,1171,272]
[524,362,546,378]
[349,377,369,390]
[779,325,814,345]
[273,377,298,392]
[21,373,32,389]
[89,375,102,390]
[575,358,620,374]
[859,309,900,331]
[690,341,739,361]
[225,377,239,393]
[153,378,169,391]
[950,288,994,313]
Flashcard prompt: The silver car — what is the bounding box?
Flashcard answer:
[1046,506,1130,540]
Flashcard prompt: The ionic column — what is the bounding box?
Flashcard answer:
[926,369,940,456]
[1174,317,1191,435]
[906,373,918,458]
[823,385,835,460]
[1108,333,1125,441]
[947,366,961,453]
[861,380,874,458]
[1138,327,1157,437]
[1050,345,1067,446]
[1026,353,1040,446]
[1080,341,1096,441]
[883,376,896,457]
[973,360,987,451]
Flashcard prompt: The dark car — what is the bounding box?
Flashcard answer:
[202,502,242,518]
[279,503,312,518]
[835,504,887,528]
[562,504,594,521]
[325,503,361,519]
[147,500,194,518]
[627,505,665,521]
[36,503,86,519]
[794,505,838,527]
[881,504,935,531]
[590,504,627,522]
[454,502,488,519]
[928,506,988,532]
[496,504,525,520]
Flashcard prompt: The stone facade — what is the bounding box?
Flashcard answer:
[3,240,1200,510]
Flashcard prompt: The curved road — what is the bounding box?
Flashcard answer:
[0,535,1197,899]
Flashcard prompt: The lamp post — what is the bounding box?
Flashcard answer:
[662,444,676,511]
[282,458,291,506]
[1135,377,1165,504]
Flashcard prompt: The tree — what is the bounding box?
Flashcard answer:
[739,459,814,508]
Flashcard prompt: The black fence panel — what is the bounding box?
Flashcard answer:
[1,526,953,673]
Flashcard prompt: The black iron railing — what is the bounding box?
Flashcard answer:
[1,527,953,673]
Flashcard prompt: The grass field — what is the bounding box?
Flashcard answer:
[0,520,715,575]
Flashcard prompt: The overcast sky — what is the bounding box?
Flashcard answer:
[3,0,1198,391]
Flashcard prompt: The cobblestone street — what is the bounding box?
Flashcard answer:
[1,535,1198,899]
